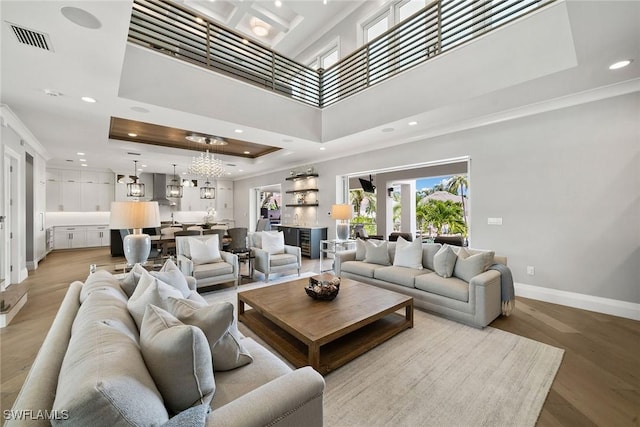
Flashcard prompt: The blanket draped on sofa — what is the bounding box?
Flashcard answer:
[488,263,515,316]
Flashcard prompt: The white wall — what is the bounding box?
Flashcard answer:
[234,93,640,307]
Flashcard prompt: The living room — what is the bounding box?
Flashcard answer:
[1,0,639,425]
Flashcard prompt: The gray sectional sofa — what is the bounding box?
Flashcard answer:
[7,268,325,427]
[335,240,507,328]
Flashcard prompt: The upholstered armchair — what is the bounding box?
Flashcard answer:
[175,235,239,289]
[249,231,301,282]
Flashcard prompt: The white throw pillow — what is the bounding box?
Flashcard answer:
[150,259,190,298]
[167,297,253,371]
[261,231,285,255]
[355,238,367,261]
[189,236,222,265]
[364,240,391,266]
[393,237,423,270]
[127,271,183,329]
[453,247,495,282]
[119,263,148,298]
[140,305,215,415]
[433,244,458,278]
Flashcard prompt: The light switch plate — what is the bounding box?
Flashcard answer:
[487,217,503,225]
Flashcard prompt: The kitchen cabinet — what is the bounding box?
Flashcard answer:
[216,180,234,219]
[86,226,110,247]
[47,168,114,212]
[54,227,88,249]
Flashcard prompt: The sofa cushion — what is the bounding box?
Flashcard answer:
[364,240,391,266]
[189,236,222,265]
[453,247,496,282]
[140,305,215,415]
[193,261,233,280]
[121,263,149,298]
[167,298,253,371]
[270,253,299,267]
[355,238,367,261]
[261,231,285,255]
[340,260,384,278]
[127,271,183,330]
[421,243,442,271]
[80,270,124,303]
[374,266,426,288]
[415,272,469,302]
[52,319,169,426]
[149,258,191,298]
[433,244,458,278]
[393,237,423,270]
[72,286,134,336]
[211,338,292,410]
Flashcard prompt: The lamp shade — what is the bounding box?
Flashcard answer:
[109,201,160,230]
[331,204,353,220]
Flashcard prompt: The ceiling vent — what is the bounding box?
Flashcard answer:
[7,22,53,51]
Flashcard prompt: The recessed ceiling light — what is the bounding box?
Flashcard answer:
[239,169,244,172]
[320,147,326,150]
[408,121,418,126]
[234,129,243,133]
[131,106,149,113]
[81,96,96,103]
[128,133,138,137]
[382,127,395,133]
[250,18,269,37]
[81,164,88,167]
[609,59,632,70]
[141,164,147,168]
[77,152,85,156]
[243,151,251,154]
[79,158,86,162]
[275,0,282,7]
[60,7,102,29]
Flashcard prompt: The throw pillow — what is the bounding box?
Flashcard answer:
[261,231,285,255]
[127,271,183,330]
[355,238,367,261]
[150,259,190,298]
[189,236,222,265]
[453,248,495,282]
[140,305,215,415]
[364,240,391,266]
[433,244,458,278]
[393,236,423,270]
[120,263,148,298]
[167,297,253,371]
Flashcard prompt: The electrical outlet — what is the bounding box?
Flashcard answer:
[527,266,535,276]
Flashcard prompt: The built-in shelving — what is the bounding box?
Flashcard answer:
[285,173,319,181]
[285,203,319,207]
[285,189,319,194]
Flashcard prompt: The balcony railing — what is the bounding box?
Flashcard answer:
[128,0,554,108]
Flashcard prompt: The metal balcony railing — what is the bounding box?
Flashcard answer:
[128,0,554,109]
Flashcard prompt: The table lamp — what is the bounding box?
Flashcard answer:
[331,204,353,241]
[110,201,160,265]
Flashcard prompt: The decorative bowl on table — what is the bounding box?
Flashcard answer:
[305,274,340,301]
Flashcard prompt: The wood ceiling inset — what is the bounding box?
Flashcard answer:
[109,117,280,159]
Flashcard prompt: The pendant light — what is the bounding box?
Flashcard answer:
[200,178,215,199]
[167,164,183,198]
[126,160,145,197]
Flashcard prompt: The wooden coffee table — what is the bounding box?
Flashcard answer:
[238,277,413,375]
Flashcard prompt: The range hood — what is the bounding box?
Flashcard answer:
[150,174,173,206]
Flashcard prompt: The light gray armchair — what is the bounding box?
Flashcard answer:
[176,235,239,289]
[249,231,301,282]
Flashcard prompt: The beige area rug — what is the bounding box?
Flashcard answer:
[203,277,564,427]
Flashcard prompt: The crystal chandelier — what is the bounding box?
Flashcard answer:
[188,150,225,178]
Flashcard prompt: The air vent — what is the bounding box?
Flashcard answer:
[7,22,53,51]
[127,152,141,156]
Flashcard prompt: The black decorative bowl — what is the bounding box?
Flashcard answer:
[305,275,340,301]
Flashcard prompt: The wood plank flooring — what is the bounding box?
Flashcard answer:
[1,248,638,426]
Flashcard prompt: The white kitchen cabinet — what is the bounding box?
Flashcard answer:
[47,168,115,212]
[216,180,234,219]
[54,227,88,249]
[86,226,110,247]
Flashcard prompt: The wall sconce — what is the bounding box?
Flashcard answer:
[387,187,394,197]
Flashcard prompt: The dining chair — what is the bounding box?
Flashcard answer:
[203,229,226,250]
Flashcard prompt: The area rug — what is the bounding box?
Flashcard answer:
[203,277,564,427]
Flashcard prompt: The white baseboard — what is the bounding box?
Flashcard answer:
[514,282,640,321]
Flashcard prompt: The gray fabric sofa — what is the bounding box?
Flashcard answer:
[335,241,506,328]
[7,270,324,427]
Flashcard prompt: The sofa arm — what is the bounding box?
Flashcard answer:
[468,269,501,288]
[177,254,193,276]
[284,245,302,264]
[185,276,197,291]
[251,247,270,273]
[334,250,356,275]
[220,251,239,278]
[208,367,325,427]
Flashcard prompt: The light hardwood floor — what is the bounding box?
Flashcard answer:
[1,248,639,426]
